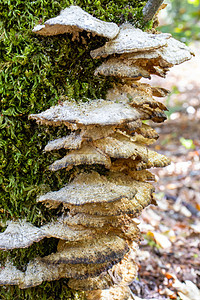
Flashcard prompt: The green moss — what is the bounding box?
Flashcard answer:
[0,0,149,298]
[0,281,85,300]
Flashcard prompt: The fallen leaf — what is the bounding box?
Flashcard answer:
[196,203,200,211]
[148,231,172,249]
[132,296,160,300]
[180,206,192,217]
[190,222,200,233]
[165,272,174,280]
[173,279,200,300]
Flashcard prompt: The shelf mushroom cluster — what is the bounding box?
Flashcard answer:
[91,23,193,79]
[0,5,194,297]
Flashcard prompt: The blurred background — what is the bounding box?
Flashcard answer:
[159,0,200,43]
[130,1,200,299]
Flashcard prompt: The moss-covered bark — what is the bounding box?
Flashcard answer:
[0,0,148,298]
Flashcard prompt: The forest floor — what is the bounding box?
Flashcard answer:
[129,42,200,300]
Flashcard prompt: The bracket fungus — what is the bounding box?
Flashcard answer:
[121,37,194,68]
[90,24,171,59]
[94,58,151,79]
[91,25,194,79]
[1,3,194,299]
[29,99,142,128]
[0,218,100,250]
[32,5,119,40]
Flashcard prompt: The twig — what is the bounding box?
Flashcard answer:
[142,0,164,22]
[128,286,136,299]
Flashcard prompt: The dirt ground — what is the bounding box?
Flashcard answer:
[130,42,200,300]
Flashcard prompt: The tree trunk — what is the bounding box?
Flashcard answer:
[0,1,147,299]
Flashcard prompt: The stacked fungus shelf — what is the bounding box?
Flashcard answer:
[0,4,194,299]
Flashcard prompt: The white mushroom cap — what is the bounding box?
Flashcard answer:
[48,144,111,171]
[93,132,149,161]
[38,171,137,207]
[110,150,170,173]
[68,273,115,291]
[46,130,161,172]
[90,24,171,59]
[68,248,137,291]
[44,126,118,152]
[0,261,24,286]
[106,84,167,110]
[29,99,141,128]
[44,133,83,152]
[38,172,154,216]
[0,259,118,289]
[0,219,99,250]
[121,37,194,67]
[0,248,138,290]
[94,58,151,79]
[0,221,46,250]
[63,213,133,229]
[32,6,119,39]
[69,195,150,217]
[42,235,129,265]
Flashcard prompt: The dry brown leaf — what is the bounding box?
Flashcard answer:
[147,231,172,249]
[173,278,200,300]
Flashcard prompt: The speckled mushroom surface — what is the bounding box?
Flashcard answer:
[0,219,99,250]
[0,221,46,250]
[32,5,119,39]
[1,3,194,297]
[38,173,154,216]
[91,26,194,82]
[94,58,151,79]
[90,24,171,59]
[0,258,121,289]
[42,235,129,265]
[37,171,137,207]
[120,37,194,67]
[29,99,142,128]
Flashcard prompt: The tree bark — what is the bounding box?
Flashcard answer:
[143,0,164,22]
